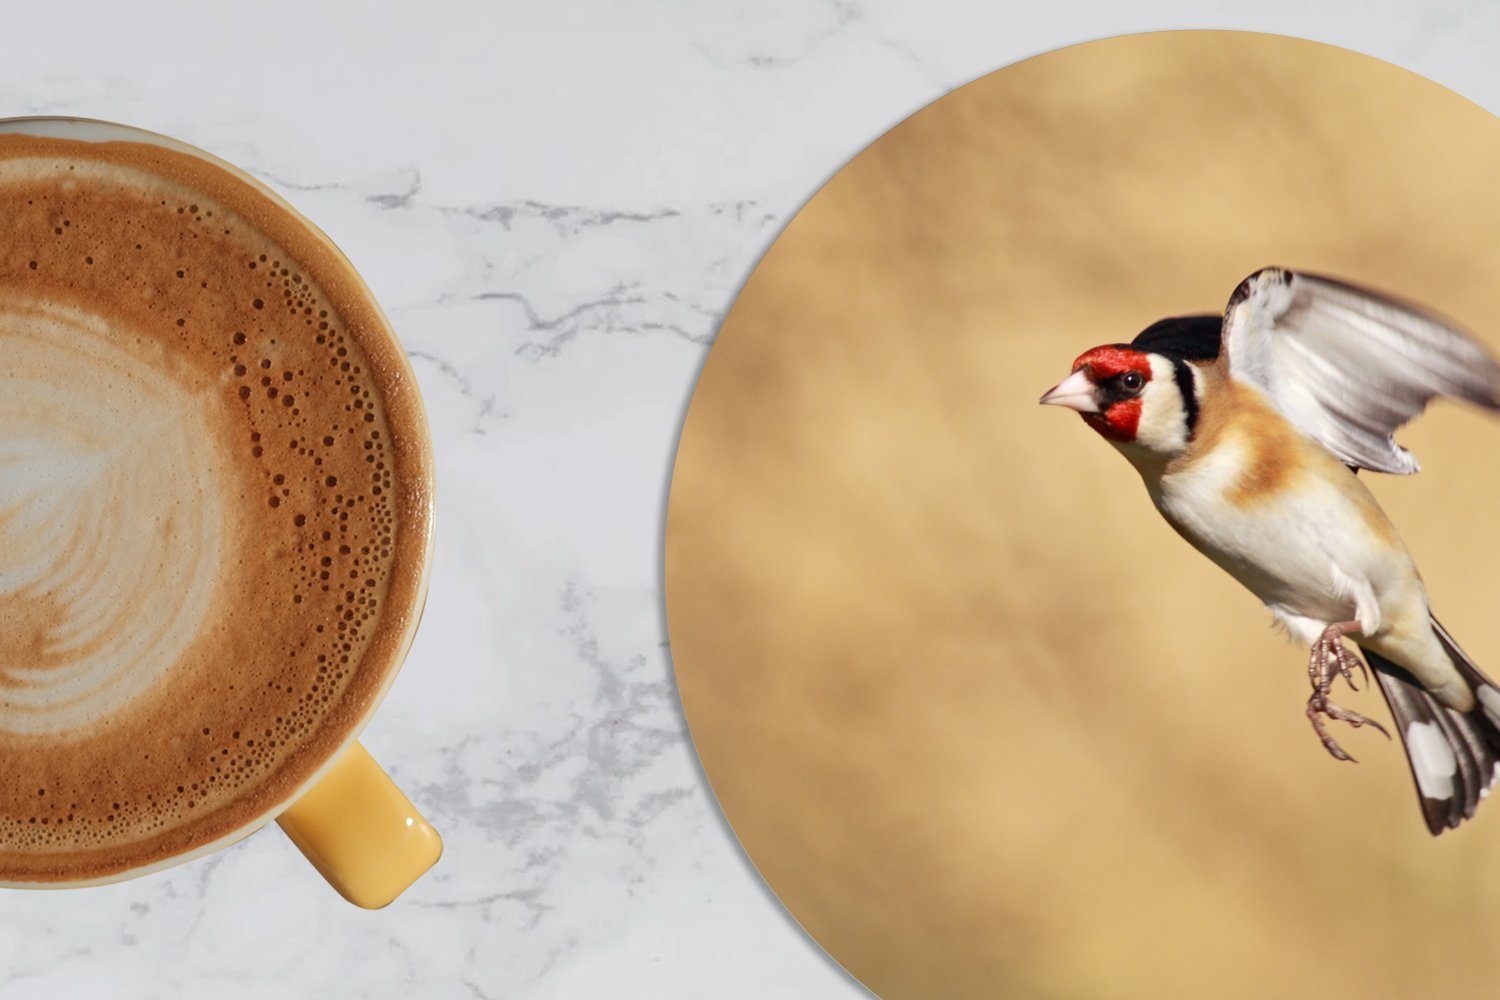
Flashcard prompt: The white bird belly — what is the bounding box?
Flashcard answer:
[1121,393,1467,707]
[1148,436,1420,634]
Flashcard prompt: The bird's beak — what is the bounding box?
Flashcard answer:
[1039,369,1099,413]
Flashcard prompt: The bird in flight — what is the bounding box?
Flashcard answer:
[1040,267,1500,834]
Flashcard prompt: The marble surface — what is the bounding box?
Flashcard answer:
[1,2,1497,996]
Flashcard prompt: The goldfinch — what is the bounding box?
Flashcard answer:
[1041,267,1500,834]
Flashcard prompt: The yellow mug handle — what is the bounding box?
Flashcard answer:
[276,741,442,908]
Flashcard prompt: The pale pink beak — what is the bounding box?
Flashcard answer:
[1039,369,1099,413]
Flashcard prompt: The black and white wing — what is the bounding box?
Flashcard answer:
[1367,648,1499,835]
[1366,618,1500,835]
[1222,268,1500,474]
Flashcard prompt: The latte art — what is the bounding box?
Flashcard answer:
[0,132,431,883]
[0,299,226,734]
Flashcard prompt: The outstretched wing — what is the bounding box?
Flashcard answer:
[1221,268,1500,474]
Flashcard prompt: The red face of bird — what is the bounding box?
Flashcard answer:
[1040,345,1198,455]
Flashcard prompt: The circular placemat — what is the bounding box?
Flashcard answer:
[667,30,1500,1000]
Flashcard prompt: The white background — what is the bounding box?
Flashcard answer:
[0,2,1495,996]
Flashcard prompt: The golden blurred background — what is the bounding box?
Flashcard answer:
[666,31,1500,999]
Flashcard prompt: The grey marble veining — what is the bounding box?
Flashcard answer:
[0,1,1497,996]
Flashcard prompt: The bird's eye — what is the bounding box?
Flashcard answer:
[1121,371,1145,393]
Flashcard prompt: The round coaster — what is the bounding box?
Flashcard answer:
[668,30,1500,1000]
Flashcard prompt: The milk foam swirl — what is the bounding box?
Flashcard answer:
[0,298,225,735]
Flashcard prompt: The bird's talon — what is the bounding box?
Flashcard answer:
[1304,621,1380,760]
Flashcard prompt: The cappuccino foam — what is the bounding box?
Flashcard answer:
[0,135,430,882]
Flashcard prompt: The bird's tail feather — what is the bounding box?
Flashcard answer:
[1367,615,1500,835]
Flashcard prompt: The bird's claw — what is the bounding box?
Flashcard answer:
[1305,622,1390,762]
[1306,692,1390,762]
[1312,628,1366,691]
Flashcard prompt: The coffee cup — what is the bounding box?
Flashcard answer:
[0,117,440,908]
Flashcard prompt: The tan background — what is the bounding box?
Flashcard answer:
[666,31,1500,1000]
